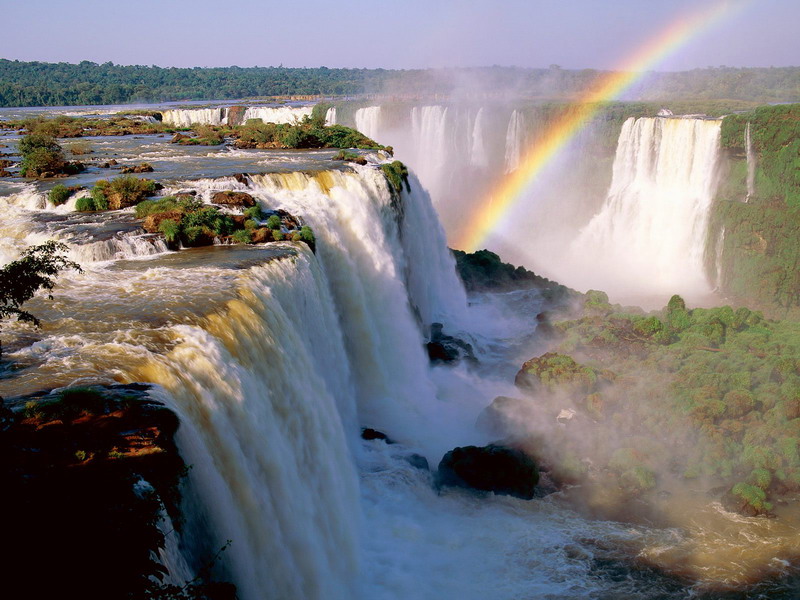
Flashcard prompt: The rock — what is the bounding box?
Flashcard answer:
[171,133,189,144]
[0,159,13,169]
[108,159,118,166]
[0,385,199,599]
[426,322,476,364]
[227,106,248,127]
[361,428,394,443]
[211,191,256,208]
[99,162,111,168]
[142,210,183,233]
[251,227,272,243]
[233,173,249,186]
[437,444,539,499]
[120,163,154,174]
[0,169,11,177]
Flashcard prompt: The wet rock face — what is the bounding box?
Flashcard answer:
[437,443,539,499]
[426,322,476,364]
[0,384,190,600]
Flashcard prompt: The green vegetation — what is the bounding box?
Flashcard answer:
[380,161,409,194]
[710,104,800,315]
[3,114,171,138]
[48,184,73,206]
[0,60,797,107]
[452,248,576,302]
[233,117,385,150]
[17,133,65,177]
[536,293,800,514]
[332,150,367,165]
[243,206,265,221]
[86,176,158,211]
[136,196,315,250]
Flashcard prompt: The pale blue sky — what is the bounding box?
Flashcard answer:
[1,0,797,70]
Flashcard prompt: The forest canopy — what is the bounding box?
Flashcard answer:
[0,59,798,107]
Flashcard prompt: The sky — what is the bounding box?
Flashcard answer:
[1,0,798,71]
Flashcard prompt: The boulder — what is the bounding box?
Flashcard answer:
[120,163,154,174]
[251,227,272,243]
[361,428,394,443]
[171,133,189,144]
[426,322,476,364]
[437,444,539,499]
[211,191,256,208]
[0,169,11,177]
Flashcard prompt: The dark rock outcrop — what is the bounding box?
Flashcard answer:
[426,322,476,364]
[0,384,218,600]
[437,443,539,499]
[361,428,394,443]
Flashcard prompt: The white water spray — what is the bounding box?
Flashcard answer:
[567,117,722,300]
[504,110,526,173]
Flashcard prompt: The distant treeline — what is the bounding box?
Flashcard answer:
[0,59,798,108]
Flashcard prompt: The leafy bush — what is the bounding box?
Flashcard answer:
[266,215,281,230]
[48,184,72,206]
[380,161,409,193]
[231,230,252,244]
[299,225,315,244]
[272,230,284,241]
[18,133,60,156]
[75,197,97,212]
[20,147,65,177]
[243,206,265,221]
[158,219,180,243]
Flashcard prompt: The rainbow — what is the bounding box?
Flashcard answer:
[456,0,746,252]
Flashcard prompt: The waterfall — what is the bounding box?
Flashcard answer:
[745,122,756,202]
[504,110,526,173]
[713,226,726,290]
[160,106,313,127]
[133,250,361,600]
[325,107,337,126]
[568,117,722,298]
[469,108,489,168]
[354,107,382,141]
[241,105,313,124]
[161,108,228,127]
[409,106,451,197]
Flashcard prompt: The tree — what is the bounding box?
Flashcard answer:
[0,241,81,330]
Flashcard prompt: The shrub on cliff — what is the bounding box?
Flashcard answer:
[380,160,409,193]
[48,184,72,206]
